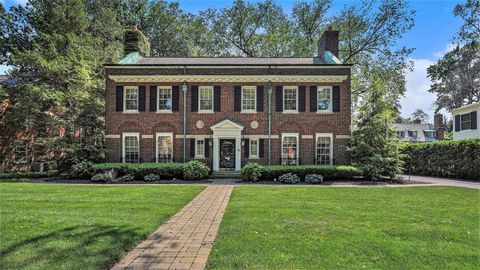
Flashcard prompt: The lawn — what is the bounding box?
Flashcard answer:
[208,186,480,270]
[0,183,204,270]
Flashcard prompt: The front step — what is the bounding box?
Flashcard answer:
[210,171,241,179]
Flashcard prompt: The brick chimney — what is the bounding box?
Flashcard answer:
[434,113,444,140]
[318,26,339,58]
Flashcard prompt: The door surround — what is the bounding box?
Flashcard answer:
[210,119,244,171]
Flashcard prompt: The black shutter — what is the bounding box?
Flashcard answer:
[275,85,283,112]
[310,86,317,112]
[191,86,198,112]
[244,139,250,158]
[172,85,179,111]
[190,139,196,157]
[214,85,221,112]
[150,86,157,111]
[204,138,210,157]
[115,85,124,111]
[259,139,265,158]
[332,86,340,112]
[471,111,477,130]
[257,85,264,112]
[299,85,306,112]
[234,85,241,112]
[455,115,461,132]
[138,85,146,111]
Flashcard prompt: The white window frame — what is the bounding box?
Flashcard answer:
[249,139,259,159]
[241,86,257,113]
[460,113,471,131]
[157,86,173,113]
[281,133,299,165]
[198,86,214,113]
[122,132,140,163]
[317,86,332,112]
[124,86,139,112]
[283,86,298,113]
[315,133,333,165]
[195,139,205,158]
[156,132,173,162]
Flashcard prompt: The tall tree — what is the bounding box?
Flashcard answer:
[411,109,429,123]
[453,0,480,42]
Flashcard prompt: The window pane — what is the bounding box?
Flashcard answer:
[124,136,139,163]
[282,136,297,165]
[200,87,213,110]
[125,88,138,110]
[250,140,258,156]
[284,88,297,111]
[461,113,471,130]
[242,88,256,111]
[157,135,173,162]
[316,137,331,165]
[158,88,172,110]
[196,139,205,157]
[318,88,331,111]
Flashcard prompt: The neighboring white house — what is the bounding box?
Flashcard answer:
[452,103,479,140]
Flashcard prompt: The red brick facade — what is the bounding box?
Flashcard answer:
[105,65,352,169]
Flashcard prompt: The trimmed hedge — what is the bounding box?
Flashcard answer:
[0,171,57,179]
[401,139,480,181]
[92,163,184,180]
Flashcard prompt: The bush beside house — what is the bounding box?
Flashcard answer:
[401,139,480,181]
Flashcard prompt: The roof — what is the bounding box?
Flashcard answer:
[113,51,347,67]
[451,102,480,113]
[392,123,438,142]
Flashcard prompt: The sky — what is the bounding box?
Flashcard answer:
[0,0,464,119]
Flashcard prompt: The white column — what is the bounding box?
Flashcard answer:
[213,138,220,171]
[235,138,241,171]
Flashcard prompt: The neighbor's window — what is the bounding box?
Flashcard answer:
[396,131,405,139]
[242,86,256,111]
[316,135,332,165]
[14,140,29,164]
[461,113,471,130]
[196,139,205,158]
[317,87,332,111]
[124,86,139,111]
[424,130,436,138]
[157,133,173,162]
[158,87,172,111]
[199,86,213,111]
[250,139,258,158]
[407,131,418,140]
[123,133,139,163]
[283,87,297,111]
[282,134,298,165]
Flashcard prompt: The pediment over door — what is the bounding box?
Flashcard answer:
[210,119,244,137]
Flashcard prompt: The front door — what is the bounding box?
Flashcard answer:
[219,139,236,169]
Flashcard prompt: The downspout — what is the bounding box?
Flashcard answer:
[182,66,187,162]
[268,79,272,165]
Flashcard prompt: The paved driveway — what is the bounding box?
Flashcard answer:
[402,175,480,189]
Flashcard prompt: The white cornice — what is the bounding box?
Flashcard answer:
[105,65,351,69]
[108,75,349,83]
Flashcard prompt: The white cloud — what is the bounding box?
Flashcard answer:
[433,43,457,59]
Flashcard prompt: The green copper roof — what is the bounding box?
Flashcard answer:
[119,52,142,64]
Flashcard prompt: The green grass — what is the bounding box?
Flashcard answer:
[208,186,480,269]
[0,183,204,269]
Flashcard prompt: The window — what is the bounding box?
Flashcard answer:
[407,131,418,141]
[242,86,256,111]
[250,139,259,158]
[14,140,29,164]
[195,139,205,158]
[158,87,172,111]
[199,86,213,111]
[283,87,297,111]
[396,131,405,139]
[316,134,332,165]
[282,133,298,165]
[461,113,471,130]
[124,86,139,111]
[317,87,332,111]
[424,130,436,138]
[123,133,139,163]
[156,133,173,162]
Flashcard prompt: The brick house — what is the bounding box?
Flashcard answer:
[104,28,352,171]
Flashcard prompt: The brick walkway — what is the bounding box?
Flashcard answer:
[111,185,234,270]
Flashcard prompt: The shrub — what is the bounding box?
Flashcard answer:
[183,160,210,180]
[261,165,362,181]
[305,174,324,184]
[401,139,480,181]
[278,173,301,184]
[91,169,116,183]
[240,163,263,181]
[144,174,160,182]
[0,171,58,179]
[118,173,135,182]
[66,161,93,179]
[92,163,184,180]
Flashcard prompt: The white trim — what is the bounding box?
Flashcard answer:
[141,135,153,139]
[105,134,121,139]
[315,133,333,165]
[243,134,279,139]
[281,133,299,165]
[241,86,257,113]
[283,86,298,113]
[301,135,313,139]
[175,135,211,139]
[195,138,205,158]
[317,86,333,112]
[157,86,173,113]
[108,75,349,83]
[123,86,139,113]
[336,135,351,139]
[451,103,480,113]
[122,132,140,163]
[249,139,259,159]
[156,132,173,162]
[198,86,214,113]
